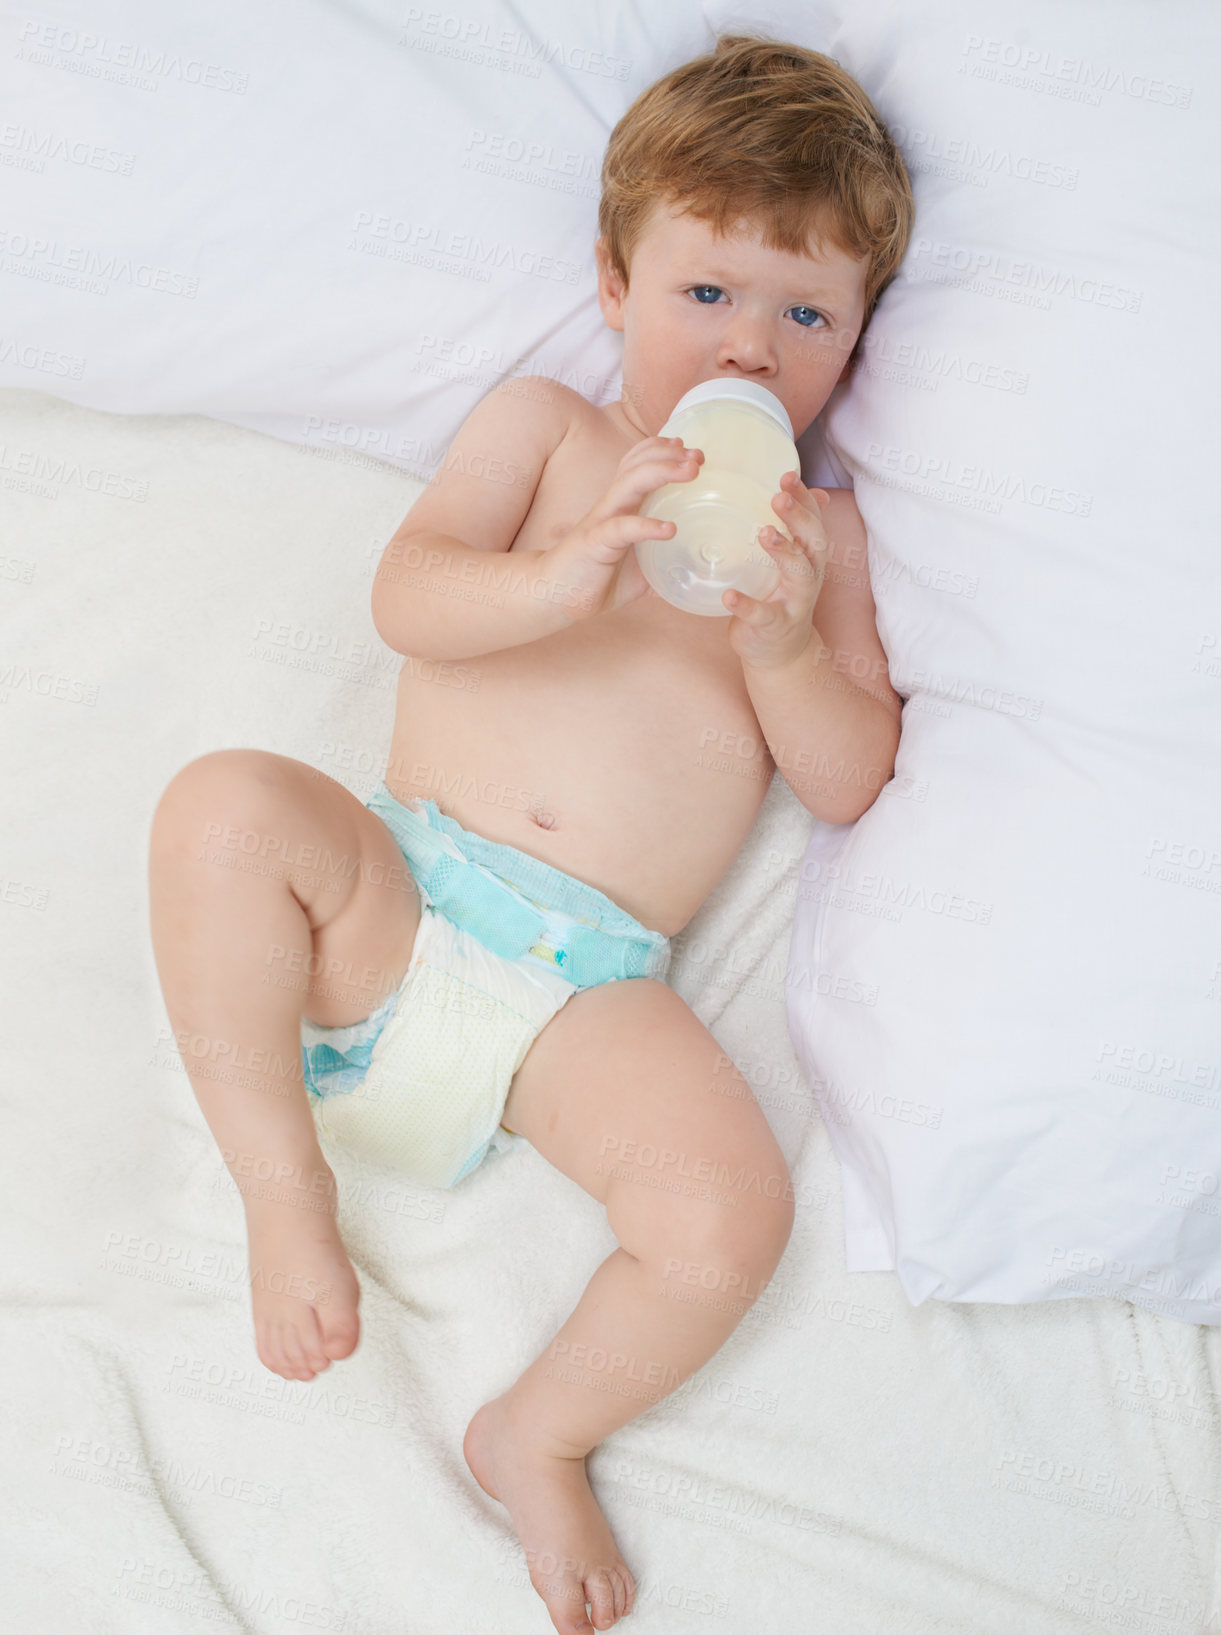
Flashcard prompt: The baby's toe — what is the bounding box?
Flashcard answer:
[609,1567,630,1619]
[585,1569,618,1630]
[255,1334,280,1377]
[281,1322,318,1380]
[319,1308,360,1360]
[542,1572,597,1635]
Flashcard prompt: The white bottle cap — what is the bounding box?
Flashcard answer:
[666,378,794,441]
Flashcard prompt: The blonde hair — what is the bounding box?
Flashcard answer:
[597,32,914,356]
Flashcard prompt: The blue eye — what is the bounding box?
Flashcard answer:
[686,287,827,328]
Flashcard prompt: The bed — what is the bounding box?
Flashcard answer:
[3,1,1219,1630]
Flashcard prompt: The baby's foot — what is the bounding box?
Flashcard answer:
[463,1395,635,1633]
[244,1192,361,1381]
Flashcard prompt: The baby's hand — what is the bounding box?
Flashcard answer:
[724,472,830,669]
[552,437,704,620]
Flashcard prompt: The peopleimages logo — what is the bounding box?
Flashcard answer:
[400,11,632,80]
[347,213,583,285]
[0,230,198,300]
[1045,1245,1221,1308]
[14,22,248,93]
[960,34,1192,109]
[888,123,1079,190]
[867,440,1092,518]
[908,237,1141,315]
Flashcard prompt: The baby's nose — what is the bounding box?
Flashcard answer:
[715,328,777,374]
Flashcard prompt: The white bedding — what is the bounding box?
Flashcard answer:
[6,0,1221,1624]
[3,387,1219,1631]
[734,0,1221,1323]
[8,0,1216,1319]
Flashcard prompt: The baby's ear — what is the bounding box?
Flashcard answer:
[594,238,619,285]
[595,240,627,331]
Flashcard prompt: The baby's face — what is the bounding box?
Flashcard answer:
[597,198,870,443]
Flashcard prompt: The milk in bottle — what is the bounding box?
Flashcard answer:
[634,379,799,617]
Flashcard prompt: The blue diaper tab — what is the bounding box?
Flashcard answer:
[301,986,400,1103]
[366,782,671,991]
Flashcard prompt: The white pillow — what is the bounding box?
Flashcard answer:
[10,0,1220,1326]
[705,0,1221,1322]
[0,0,711,466]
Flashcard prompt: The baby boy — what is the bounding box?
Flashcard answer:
[148,31,912,1635]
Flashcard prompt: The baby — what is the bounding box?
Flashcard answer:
[148,32,912,1635]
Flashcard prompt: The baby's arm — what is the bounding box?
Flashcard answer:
[740,485,903,824]
[372,377,579,661]
[372,379,701,661]
[807,489,903,720]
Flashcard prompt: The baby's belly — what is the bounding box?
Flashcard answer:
[382,612,774,937]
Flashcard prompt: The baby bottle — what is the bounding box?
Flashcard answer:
[635,379,798,618]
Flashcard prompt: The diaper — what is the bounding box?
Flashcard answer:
[300,782,671,1189]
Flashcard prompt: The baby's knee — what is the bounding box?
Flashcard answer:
[679,1161,795,1281]
[154,749,288,836]
[735,1180,795,1271]
[658,1198,792,1318]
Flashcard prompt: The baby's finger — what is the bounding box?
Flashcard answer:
[724,580,788,619]
[768,492,828,580]
[625,440,704,477]
[633,449,703,493]
[772,486,821,534]
[758,524,820,589]
[778,471,830,506]
[758,523,795,550]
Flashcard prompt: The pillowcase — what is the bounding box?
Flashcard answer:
[9,0,1219,1324]
[704,0,1221,1322]
[1,0,710,472]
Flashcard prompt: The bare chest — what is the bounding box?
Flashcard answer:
[385,403,774,932]
[436,400,755,737]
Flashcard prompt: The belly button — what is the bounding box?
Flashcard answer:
[531,810,557,830]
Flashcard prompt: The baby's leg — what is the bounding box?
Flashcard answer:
[463,977,794,1635]
[148,749,420,1379]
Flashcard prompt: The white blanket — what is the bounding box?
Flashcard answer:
[8,0,1217,1321]
[3,387,1218,1631]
